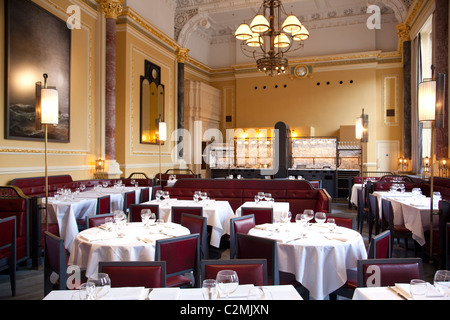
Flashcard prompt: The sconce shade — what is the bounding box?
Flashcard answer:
[41,88,59,125]
[159,122,167,142]
[355,117,363,140]
[418,79,436,122]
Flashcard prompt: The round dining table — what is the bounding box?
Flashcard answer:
[68,222,190,278]
[248,222,367,300]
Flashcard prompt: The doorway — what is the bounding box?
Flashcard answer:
[376,141,400,172]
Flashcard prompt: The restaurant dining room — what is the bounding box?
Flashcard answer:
[0,0,449,307]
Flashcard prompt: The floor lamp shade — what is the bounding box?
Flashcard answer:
[418,79,436,122]
[40,88,59,125]
[355,117,363,140]
[158,122,167,142]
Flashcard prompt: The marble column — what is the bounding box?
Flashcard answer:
[97,0,124,178]
[434,0,449,159]
[176,48,189,160]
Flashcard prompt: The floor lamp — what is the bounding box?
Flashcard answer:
[39,74,59,231]
[355,108,368,177]
[158,117,167,185]
[418,74,445,262]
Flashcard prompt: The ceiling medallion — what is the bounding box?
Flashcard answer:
[235,0,309,76]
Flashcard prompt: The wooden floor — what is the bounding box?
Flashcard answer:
[0,201,440,300]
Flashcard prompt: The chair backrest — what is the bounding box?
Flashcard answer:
[96,195,111,215]
[155,234,200,286]
[87,213,115,229]
[129,204,160,222]
[123,191,136,213]
[357,258,423,287]
[236,233,279,285]
[367,230,391,259]
[140,187,150,203]
[0,216,16,269]
[241,207,273,225]
[326,214,354,230]
[368,194,379,221]
[99,261,166,288]
[181,213,208,259]
[381,198,394,230]
[229,215,256,259]
[438,200,450,269]
[201,259,268,286]
[446,222,450,270]
[44,231,68,295]
[171,206,203,224]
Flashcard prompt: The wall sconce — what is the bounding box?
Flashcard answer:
[398,157,408,172]
[355,108,369,176]
[39,74,59,231]
[439,159,448,177]
[422,156,430,173]
[95,158,105,172]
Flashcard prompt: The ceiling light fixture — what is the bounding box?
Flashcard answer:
[235,0,309,76]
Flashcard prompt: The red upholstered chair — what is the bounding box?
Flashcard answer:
[201,259,268,286]
[44,231,68,296]
[381,199,413,251]
[87,213,115,229]
[140,187,151,203]
[171,206,203,225]
[96,195,111,215]
[229,215,255,259]
[99,261,166,288]
[123,191,136,214]
[368,230,391,259]
[181,213,208,259]
[0,216,16,296]
[357,188,369,233]
[129,204,160,222]
[357,258,423,287]
[241,207,273,225]
[367,194,379,240]
[446,222,450,270]
[325,214,355,230]
[155,234,200,288]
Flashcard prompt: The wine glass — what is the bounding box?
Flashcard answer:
[87,273,111,299]
[163,191,170,201]
[295,214,302,224]
[202,279,217,300]
[104,217,114,231]
[155,190,163,201]
[193,191,200,203]
[315,212,327,225]
[264,193,272,202]
[434,270,450,298]
[200,192,208,202]
[303,209,314,224]
[141,209,151,226]
[257,192,265,202]
[216,270,239,298]
[280,211,292,224]
[327,218,336,233]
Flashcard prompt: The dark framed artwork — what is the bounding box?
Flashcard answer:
[5,0,71,142]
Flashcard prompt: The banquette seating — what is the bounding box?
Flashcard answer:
[164,178,331,216]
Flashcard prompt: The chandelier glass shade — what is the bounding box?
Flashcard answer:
[235,0,309,76]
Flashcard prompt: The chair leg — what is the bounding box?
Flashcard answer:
[9,262,16,297]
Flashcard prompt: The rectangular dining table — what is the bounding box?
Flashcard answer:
[43,284,303,300]
[235,201,290,222]
[142,199,235,248]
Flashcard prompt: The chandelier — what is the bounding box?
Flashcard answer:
[235,0,309,76]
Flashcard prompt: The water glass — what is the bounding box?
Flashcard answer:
[303,209,314,224]
[315,212,327,225]
[216,270,239,298]
[104,217,114,231]
[78,282,96,300]
[434,270,450,298]
[202,279,217,300]
[280,211,291,224]
[410,279,428,300]
[87,273,111,300]
[247,287,272,300]
[327,218,336,233]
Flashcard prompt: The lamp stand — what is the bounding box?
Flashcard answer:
[44,123,49,232]
[429,121,435,263]
[159,139,162,186]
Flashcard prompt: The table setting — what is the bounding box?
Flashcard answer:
[248,211,367,300]
[68,211,190,278]
[235,192,290,222]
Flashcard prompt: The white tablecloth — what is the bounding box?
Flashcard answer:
[350,184,362,206]
[374,191,439,246]
[236,201,290,222]
[47,198,98,251]
[249,222,367,300]
[68,222,190,278]
[43,284,302,300]
[81,186,148,212]
[143,199,235,248]
[353,283,446,300]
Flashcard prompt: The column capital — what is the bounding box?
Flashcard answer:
[97,0,124,20]
[176,48,190,63]
[396,23,411,43]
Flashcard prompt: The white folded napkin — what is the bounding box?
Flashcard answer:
[323,233,350,242]
[102,287,147,300]
[79,231,116,242]
[254,223,277,231]
[149,288,181,300]
[137,233,171,243]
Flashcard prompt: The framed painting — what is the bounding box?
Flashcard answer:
[5,0,71,142]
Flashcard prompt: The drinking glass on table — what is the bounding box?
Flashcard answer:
[202,279,217,300]
[155,190,163,201]
[264,193,272,202]
[434,270,450,298]
[315,212,327,225]
[410,279,428,300]
[193,191,200,203]
[295,214,302,224]
[200,192,208,202]
[141,209,151,226]
[303,209,314,225]
[327,218,336,233]
[104,217,114,231]
[80,184,86,192]
[163,191,170,201]
[78,282,96,300]
[87,273,111,300]
[216,270,239,299]
[280,211,291,224]
[257,192,265,202]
